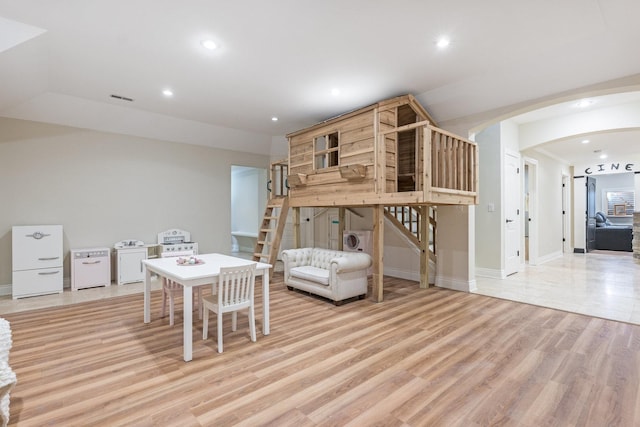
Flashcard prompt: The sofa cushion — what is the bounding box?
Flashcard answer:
[310,249,344,270]
[595,211,612,227]
[290,266,330,285]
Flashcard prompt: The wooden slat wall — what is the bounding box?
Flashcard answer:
[379,107,398,193]
[428,126,478,197]
[416,126,424,191]
[288,110,377,201]
[289,136,314,174]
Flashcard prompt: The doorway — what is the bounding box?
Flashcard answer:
[562,174,571,253]
[230,166,268,255]
[504,150,521,275]
[523,158,538,265]
[586,176,597,252]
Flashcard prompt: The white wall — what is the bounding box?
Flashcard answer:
[474,124,503,273]
[475,121,571,274]
[520,150,567,259]
[0,117,270,290]
[436,206,476,291]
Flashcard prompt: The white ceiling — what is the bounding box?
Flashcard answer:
[511,91,640,165]
[1,0,640,159]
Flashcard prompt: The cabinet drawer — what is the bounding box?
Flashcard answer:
[12,267,63,299]
[12,225,63,270]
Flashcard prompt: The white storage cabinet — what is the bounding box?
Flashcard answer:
[12,225,64,299]
[115,247,147,285]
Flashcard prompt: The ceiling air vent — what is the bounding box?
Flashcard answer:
[110,94,134,102]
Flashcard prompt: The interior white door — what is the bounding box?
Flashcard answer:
[504,152,521,276]
[328,212,340,250]
[562,175,570,253]
[299,207,314,247]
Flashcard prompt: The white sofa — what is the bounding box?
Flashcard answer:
[0,318,16,427]
[281,247,372,305]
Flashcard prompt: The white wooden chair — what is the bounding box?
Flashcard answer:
[161,279,204,326]
[160,251,207,326]
[202,263,257,353]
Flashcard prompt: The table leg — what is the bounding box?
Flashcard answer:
[262,271,270,335]
[183,285,193,362]
[144,266,151,324]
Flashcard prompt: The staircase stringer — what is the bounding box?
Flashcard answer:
[384,206,437,264]
[253,197,289,276]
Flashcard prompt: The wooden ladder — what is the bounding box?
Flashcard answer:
[253,197,289,271]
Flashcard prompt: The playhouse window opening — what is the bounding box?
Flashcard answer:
[314,132,339,170]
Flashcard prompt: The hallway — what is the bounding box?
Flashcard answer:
[474,251,640,324]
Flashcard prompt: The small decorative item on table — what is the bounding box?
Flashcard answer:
[176,256,204,265]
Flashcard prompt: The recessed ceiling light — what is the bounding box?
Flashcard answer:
[201,39,217,50]
[599,154,607,159]
[581,139,590,144]
[436,37,450,49]
[575,99,594,108]
[331,88,341,96]
[162,89,173,97]
[271,116,278,122]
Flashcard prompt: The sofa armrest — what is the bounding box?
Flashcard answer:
[330,253,372,274]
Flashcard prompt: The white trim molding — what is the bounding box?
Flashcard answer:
[436,275,477,292]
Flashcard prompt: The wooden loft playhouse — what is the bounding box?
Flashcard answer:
[254,94,479,302]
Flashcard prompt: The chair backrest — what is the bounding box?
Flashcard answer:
[160,250,196,289]
[218,263,257,308]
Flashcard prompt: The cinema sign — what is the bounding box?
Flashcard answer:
[584,162,638,175]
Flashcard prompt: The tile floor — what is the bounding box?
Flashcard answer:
[1,251,638,325]
[474,250,640,324]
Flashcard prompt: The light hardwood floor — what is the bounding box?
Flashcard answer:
[3,265,640,426]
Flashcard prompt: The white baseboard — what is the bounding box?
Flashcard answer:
[383,260,437,284]
[436,275,477,292]
[474,267,505,279]
[384,267,419,282]
[1,278,72,298]
[0,284,10,297]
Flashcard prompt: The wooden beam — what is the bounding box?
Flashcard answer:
[373,205,384,302]
[338,207,345,250]
[289,190,425,207]
[293,207,300,248]
[419,205,429,289]
[379,119,431,136]
[374,109,385,194]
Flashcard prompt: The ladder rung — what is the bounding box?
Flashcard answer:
[261,228,275,233]
[253,253,267,258]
